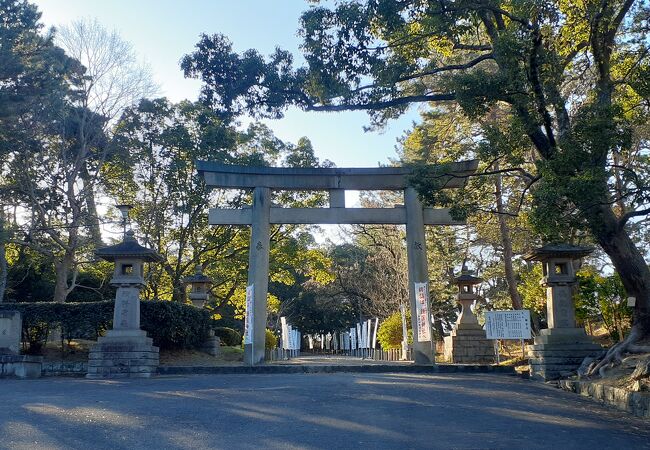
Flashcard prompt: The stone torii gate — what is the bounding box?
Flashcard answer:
[197,161,478,365]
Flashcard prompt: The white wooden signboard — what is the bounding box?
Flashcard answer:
[485,310,532,340]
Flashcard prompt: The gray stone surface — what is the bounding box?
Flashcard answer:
[405,187,434,364]
[1,373,649,449]
[197,160,478,190]
[41,361,88,377]
[0,354,42,378]
[243,186,271,366]
[0,310,21,355]
[87,338,159,379]
[559,379,650,419]
[209,205,463,225]
[201,335,220,356]
[528,328,602,381]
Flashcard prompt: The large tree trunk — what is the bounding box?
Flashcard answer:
[53,247,76,303]
[585,202,650,375]
[591,205,650,338]
[80,164,103,249]
[494,171,523,310]
[53,260,70,303]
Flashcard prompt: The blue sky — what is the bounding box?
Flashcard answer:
[33,0,423,169]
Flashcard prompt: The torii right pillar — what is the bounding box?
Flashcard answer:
[405,188,435,364]
[525,244,603,380]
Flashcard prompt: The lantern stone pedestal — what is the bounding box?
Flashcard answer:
[444,266,493,364]
[87,231,163,379]
[525,244,603,381]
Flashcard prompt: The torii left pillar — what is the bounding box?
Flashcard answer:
[244,186,271,365]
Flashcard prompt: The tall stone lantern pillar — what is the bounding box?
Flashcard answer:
[443,265,493,363]
[525,244,602,380]
[86,230,163,378]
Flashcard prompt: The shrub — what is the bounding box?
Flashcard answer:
[265,329,278,350]
[377,310,412,350]
[0,300,212,352]
[140,301,212,350]
[213,327,242,346]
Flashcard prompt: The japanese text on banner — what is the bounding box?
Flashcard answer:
[414,282,431,342]
[243,284,254,344]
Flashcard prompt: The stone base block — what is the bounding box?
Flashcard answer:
[444,326,494,364]
[202,336,220,357]
[0,354,43,378]
[86,336,159,379]
[527,328,602,381]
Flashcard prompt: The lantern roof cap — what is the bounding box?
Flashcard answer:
[183,265,213,284]
[454,263,482,284]
[524,243,594,261]
[95,231,163,263]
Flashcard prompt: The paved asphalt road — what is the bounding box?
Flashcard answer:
[1,373,648,450]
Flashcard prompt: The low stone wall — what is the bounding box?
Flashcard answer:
[0,355,43,378]
[41,361,88,377]
[558,379,650,419]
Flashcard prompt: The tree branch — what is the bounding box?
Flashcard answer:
[305,93,455,112]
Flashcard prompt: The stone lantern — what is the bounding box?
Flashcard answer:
[454,265,482,325]
[183,265,213,308]
[525,244,602,380]
[443,264,493,364]
[182,265,221,356]
[87,230,163,378]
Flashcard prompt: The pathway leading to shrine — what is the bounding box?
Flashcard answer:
[1,373,648,449]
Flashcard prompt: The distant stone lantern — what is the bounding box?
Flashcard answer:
[443,264,493,363]
[454,264,483,325]
[183,265,221,356]
[87,207,164,379]
[183,265,213,308]
[525,244,602,380]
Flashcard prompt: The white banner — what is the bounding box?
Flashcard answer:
[280,317,289,349]
[415,282,431,342]
[244,284,254,344]
[350,328,357,349]
[372,318,379,349]
[485,310,532,340]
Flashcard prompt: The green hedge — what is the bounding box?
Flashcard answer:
[213,327,242,346]
[0,300,213,353]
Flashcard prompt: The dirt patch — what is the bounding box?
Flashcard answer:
[159,347,243,366]
[39,340,245,366]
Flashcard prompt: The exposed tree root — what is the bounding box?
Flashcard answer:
[587,327,649,377]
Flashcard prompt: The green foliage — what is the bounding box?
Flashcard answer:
[575,268,633,340]
[265,328,278,350]
[140,301,212,350]
[213,327,241,346]
[519,265,546,316]
[0,300,213,352]
[282,288,357,335]
[377,310,411,350]
[0,301,113,354]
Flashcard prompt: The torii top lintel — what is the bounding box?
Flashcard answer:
[196,160,479,191]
